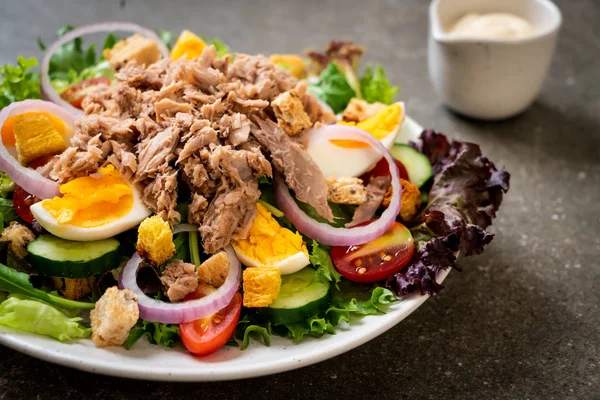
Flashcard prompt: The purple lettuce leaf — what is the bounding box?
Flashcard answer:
[386,130,510,296]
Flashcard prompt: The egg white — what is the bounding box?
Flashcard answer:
[232,244,310,275]
[307,101,405,178]
[30,185,151,242]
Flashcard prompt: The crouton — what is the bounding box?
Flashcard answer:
[342,98,388,122]
[326,177,367,205]
[90,287,139,347]
[160,260,198,302]
[52,277,95,301]
[271,90,312,136]
[242,266,281,308]
[269,54,306,79]
[1,222,35,258]
[103,33,161,70]
[197,251,229,288]
[383,179,422,222]
[13,113,66,165]
[136,216,175,266]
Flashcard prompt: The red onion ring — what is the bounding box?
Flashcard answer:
[274,125,402,246]
[118,246,241,324]
[172,223,199,235]
[41,22,170,114]
[0,100,77,199]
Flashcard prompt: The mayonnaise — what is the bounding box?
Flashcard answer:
[447,13,535,40]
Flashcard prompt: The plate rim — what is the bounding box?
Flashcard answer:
[0,116,443,382]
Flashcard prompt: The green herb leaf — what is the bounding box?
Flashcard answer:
[308,62,355,114]
[359,64,400,105]
[0,198,18,224]
[170,232,190,263]
[0,56,42,110]
[0,294,90,342]
[0,263,94,310]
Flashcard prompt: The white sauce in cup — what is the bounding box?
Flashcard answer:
[447,13,535,40]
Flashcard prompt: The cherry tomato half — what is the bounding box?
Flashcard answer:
[60,77,111,109]
[361,157,409,183]
[180,291,242,356]
[13,185,37,224]
[332,221,414,283]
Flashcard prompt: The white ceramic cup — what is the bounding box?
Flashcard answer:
[428,0,562,120]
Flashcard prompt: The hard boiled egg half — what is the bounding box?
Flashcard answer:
[232,203,310,275]
[30,165,151,241]
[306,102,405,177]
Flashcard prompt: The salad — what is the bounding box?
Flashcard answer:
[0,22,510,356]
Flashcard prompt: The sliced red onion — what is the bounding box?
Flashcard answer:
[274,125,402,247]
[118,246,241,324]
[41,22,170,114]
[0,100,77,199]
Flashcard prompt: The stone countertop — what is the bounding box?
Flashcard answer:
[0,0,598,398]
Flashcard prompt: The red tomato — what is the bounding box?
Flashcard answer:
[60,77,111,109]
[361,157,409,183]
[332,221,414,283]
[180,291,242,356]
[13,185,37,224]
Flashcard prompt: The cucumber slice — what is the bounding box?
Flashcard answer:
[27,234,121,278]
[389,144,433,188]
[256,268,331,325]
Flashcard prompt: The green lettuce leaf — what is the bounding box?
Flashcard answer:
[0,263,94,310]
[309,241,341,285]
[283,316,336,342]
[0,198,18,225]
[308,62,355,114]
[295,199,355,228]
[0,56,42,110]
[0,172,15,198]
[359,64,399,104]
[125,319,180,350]
[0,294,90,342]
[235,314,272,350]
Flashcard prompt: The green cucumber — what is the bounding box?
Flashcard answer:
[390,144,433,188]
[256,268,331,325]
[27,234,121,278]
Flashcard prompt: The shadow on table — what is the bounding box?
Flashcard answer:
[444,100,600,167]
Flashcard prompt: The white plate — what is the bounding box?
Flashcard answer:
[0,116,447,382]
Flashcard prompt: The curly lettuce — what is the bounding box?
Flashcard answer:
[124,320,180,350]
[386,130,510,296]
[360,64,399,104]
[0,56,41,110]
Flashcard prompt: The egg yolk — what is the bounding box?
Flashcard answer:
[1,111,69,146]
[41,165,133,228]
[333,103,404,148]
[235,203,308,264]
[170,30,207,61]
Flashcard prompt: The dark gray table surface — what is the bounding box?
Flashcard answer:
[1,0,599,399]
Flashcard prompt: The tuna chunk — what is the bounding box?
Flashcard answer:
[200,180,261,253]
[251,118,333,222]
[346,176,391,227]
[160,261,199,302]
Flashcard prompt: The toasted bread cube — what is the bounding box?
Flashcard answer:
[383,178,422,221]
[90,287,139,347]
[103,33,161,69]
[136,216,175,266]
[52,277,94,301]
[342,98,387,122]
[13,114,66,165]
[269,54,305,78]
[197,251,229,288]
[242,266,281,308]
[326,177,367,205]
[271,90,312,136]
